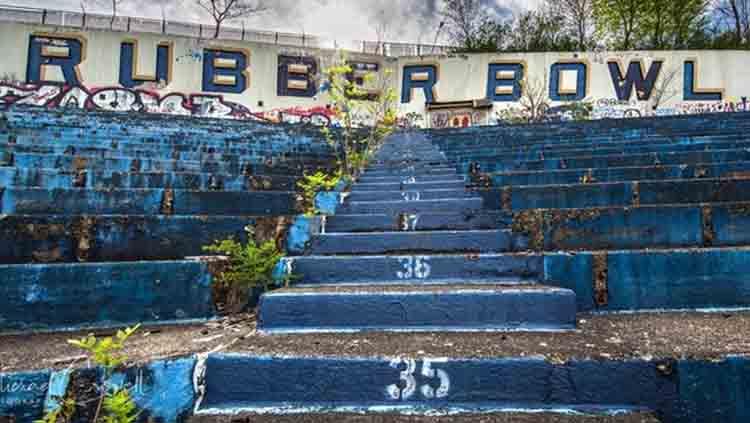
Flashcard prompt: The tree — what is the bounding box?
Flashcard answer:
[715,0,750,46]
[640,0,709,49]
[321,54,398,179]
[593,0,644,49]
[195,0,267,39]
[548,0,595,51]
[504,8,577,52]
[442,0,501,51]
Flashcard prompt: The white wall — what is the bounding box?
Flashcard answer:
[1,22,748,127]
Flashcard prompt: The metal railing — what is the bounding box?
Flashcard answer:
[0,3,454,57]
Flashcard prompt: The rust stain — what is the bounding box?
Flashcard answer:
[580,169,597,184]
[32,246,63,263]
[511,210,544,251]
[254,216,293,250]
[592,252,609,307]
[160,189,175,215]
[631,182,641,206]
[72,216,96,262]
[72,156,88,171]
[501,186,513,212]
[723,171,750,179]
[702,206,715,247]
[130,158,142,172]
[73,170,87,188]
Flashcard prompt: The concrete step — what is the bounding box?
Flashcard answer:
[472,148,750,173]
[7,152,244,174]
[10,311,750,423]
[194,354,676,419]
[443,134,750,161]
[347,188,475,202]
[190,411,661,422]
[492,161,750,187]
[257,284,577,333]
[354,175,466,184]
[523,203,750,252]
[324,211,512,233]
[283,253,541,286]
[0,260,215,333]
[341,198,484,215]
[0,166,299,191]
[308,230,524,255]
[500,177,750,211]
[0,214,274,264]
[0,188,296,215]
[361,167,458,178]
[351,180,467,192]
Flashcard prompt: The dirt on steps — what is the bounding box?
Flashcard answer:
[1,311,750,372]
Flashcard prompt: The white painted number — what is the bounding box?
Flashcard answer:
[387,358,417,400]
[402,214,420,231]
[396,256,431,280]
[402,191,421,202]
[387,358,451,401]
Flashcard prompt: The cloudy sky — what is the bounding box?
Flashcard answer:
[4,0,541,44]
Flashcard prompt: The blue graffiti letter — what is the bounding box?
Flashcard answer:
[402,65,437,104]
[202,49,248,94]
[549,62,587,101]
[277,55,318,98]
[608,60,663,101]
[119,41,172,89]
[683,60,722,101]
[26,34,85,86]
[487,63,524,102]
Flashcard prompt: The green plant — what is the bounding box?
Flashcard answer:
[203,237,286,290]
[100,389,139,423]
[297,170,342,215]
[322,53,398,179]
[36,326,141,423]
[68,325,140,370]
[36,398,76,423]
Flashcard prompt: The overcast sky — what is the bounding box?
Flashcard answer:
[4,0,541,44]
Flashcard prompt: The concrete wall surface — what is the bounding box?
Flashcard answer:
[1,22,749,127]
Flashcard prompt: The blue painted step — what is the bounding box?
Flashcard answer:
[347,188,474,202]
[341,198,484,215]
[308,230,524,255]
[352,180,467,191]
[492,161,750,187]
[282,254,541,286]
[361,168,458,178]
[0,188,296,215]
[0,260,215,333]
[355,175,466,184]
[196,354,680,417]
[324,211,512,233]
[257,284,577,333]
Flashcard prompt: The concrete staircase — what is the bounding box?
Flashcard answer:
[258,132,577,334]
[4,110,750,423]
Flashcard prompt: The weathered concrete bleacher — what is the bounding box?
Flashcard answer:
[0,107,336,332]
[2,110,750,423]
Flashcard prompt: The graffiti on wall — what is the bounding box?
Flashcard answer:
[0,81,343,128]
[591,97,750,119]
[430,110,489,129]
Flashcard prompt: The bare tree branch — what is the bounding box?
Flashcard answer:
[195,0,267,38]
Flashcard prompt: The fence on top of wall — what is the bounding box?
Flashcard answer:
[0,3,454,57]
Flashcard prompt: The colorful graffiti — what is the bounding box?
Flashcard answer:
[430,110,489,129]
[591,97,750,120]
[0,82,341,126]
